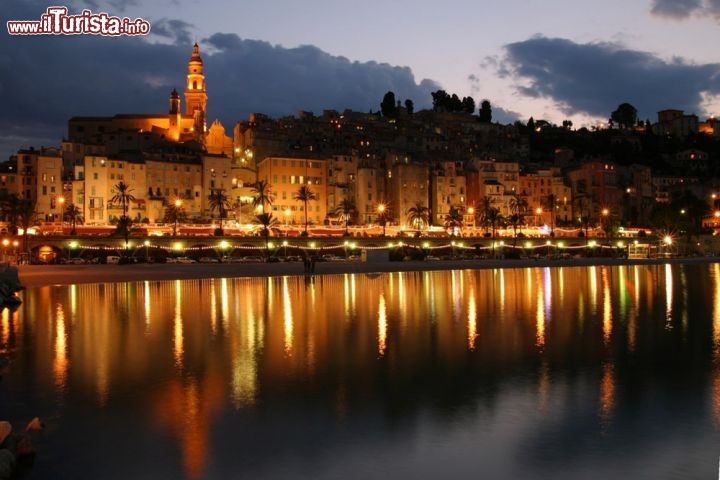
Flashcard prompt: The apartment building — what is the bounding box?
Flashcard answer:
[256,156,328,227]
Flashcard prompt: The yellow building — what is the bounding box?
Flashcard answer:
[7,147,64,223]
[257,156,328,227]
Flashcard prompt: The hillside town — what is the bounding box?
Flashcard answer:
[1,44,719,239]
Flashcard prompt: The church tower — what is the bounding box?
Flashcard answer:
[168,88,181,141]
[185,43,207,141]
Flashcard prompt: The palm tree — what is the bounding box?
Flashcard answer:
[484,207,504,239]
[406,202,430,232]
[479,196,495,235]
[334,198,357,236]
[543,193,557,236]
[254,212,277,257]
[574,197,592,243]
[294,185,318,236]
[443,206,464,236]
[64,202,83,235]
[508,194,528,245]
[163,201,186,235]
[208,189,231,234]
[2,194,35,255]
[110,181,135,220]
[483,207,504,257]
[251,180,274,214]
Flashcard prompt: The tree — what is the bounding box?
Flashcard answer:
[404,99,414,115]
[381,91,397,118]
[334,198,357,236]
[254,212,277,256]
[574,197,592,242]
[527,117,535,131]
[208,189,231,234]
[251,180,273,214]
[443,207,464,236]
[478,100,492,123]
[407,202,430,231]
[508,194,528,244]
[431,90,450,111]
[483,207,504,240]
[481,207,504,257]
[461,96,475,114]
[162,201,186,235]
[110,181,135,219]
[478,196,496,234]
[543,193,557,235]
[294,185,318,236]
[610,103,638,130]
[64,202,83,235]
[1,194,35,254]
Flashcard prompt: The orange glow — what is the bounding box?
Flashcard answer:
[599,362,615,432]
[283,277,293,356]
[467,287,477,351]
[173,281,184,368]
[602,268,612,345]
[53,303,68,392]
[378,293,387,357]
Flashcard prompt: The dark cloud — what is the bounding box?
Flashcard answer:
[498,36,720,121]
[650,0,720,19]
[149,18,194,45]
[650,0,701,18]
[204,34,439,120]
[76,0,139,14]
[0,7,439,160]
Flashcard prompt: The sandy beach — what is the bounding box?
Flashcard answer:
[14,255,720,288]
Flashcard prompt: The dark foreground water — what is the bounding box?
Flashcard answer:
[2,263,720,479]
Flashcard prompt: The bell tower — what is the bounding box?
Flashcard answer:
[185,43,207,140]
[168,88,181,141]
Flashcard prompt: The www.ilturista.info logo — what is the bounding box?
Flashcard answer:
[7,6,151,36]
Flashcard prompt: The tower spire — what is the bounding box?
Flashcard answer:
[185,43,207,140]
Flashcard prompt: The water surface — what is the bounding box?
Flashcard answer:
[1,264,719,479]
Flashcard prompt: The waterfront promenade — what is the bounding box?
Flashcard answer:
[16,255,720,288]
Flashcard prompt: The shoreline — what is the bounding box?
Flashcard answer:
[15,255,720,288]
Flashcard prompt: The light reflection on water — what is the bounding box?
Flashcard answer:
[1,264,720,479]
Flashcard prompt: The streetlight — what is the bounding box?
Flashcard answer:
[174,199,182,236]
[601,208,609,237]
[377,203,387,237]
[57,196,65,228]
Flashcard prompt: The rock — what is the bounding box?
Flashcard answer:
[0,422,10,446]
[0,449,14,480]
[25,418,43,432]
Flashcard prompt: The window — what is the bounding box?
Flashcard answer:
[93,173,98,180]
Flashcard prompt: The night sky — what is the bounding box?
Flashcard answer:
[1,0,719,159]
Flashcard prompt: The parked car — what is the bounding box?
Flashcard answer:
[198,256,219,263]
[176,257,196,264]
[106,256,121,264]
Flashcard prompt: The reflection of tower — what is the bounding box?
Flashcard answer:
[185,43,207,141]
[168,88,181,141]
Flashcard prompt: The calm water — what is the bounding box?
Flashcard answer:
[2,264,720,479]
